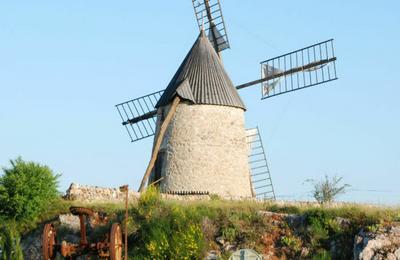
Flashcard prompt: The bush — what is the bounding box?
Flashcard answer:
[305,175,350,205]
[0,157,60,222]
[130,187,205,259]
[305,210,334,247]
[0,222,24,260]
[280,235,302,253]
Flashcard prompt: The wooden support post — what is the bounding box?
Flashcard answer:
[119,185,129,260]
[138,96,181,192]
[249,172,255,198]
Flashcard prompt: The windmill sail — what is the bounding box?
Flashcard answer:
[236,39,337,99]
[260,39,337,99]
[192,0,230,52]
[115,90,164,142]
[208,22,229,52]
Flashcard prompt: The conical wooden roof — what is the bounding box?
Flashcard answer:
[155,31,246,110]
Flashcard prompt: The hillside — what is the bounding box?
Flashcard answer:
[13,187,400,259]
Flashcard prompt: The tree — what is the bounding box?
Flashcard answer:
[305,175,350,205]
[0,157,60,221]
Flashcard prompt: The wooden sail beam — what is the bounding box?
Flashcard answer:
[204,0,219,53]
[236,57,337,90]
[122,110,157,125]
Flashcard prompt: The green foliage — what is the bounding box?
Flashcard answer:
[138,185,161,210]
[130,187,205,259]
[0,222,23,260]
[311,249,331,260]
[305,175,350,205]
[209,194,221,201]
[366,223,382,233]
[126,195,398,259]
[280,235,302,253]
[0,157,60,222]
[220,214,240,242]
[265,204,301,215]
[308,217,329,247]
[303,208,358,259]
[305,209,336,248]
[170,223,204,259]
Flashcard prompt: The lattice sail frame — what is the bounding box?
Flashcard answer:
[260,39,337,99]
[115,90,163,142]
[192,0,230,52]
[246,127,276,200]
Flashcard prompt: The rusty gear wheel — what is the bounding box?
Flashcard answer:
[42,223,57,260]
[109,223,123,260]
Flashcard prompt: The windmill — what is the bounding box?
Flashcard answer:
[115,0,338,199]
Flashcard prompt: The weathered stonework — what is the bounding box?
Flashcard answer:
[64,183,211,202]
[354,225,400,260]
[150,102,253,199]
[64,183,140,203]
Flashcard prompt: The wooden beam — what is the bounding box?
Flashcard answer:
[122,110,157,125]
[204,0,219,54]
[235,57,337,90]
[138,96,181,192]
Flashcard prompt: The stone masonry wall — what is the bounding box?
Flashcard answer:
[64,183,140,202]
[152,102,253,199]
[64,183,211,203]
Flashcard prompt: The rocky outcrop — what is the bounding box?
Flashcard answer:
[21,227,42,260]
[258,210,305,228]
[354,224,400,260]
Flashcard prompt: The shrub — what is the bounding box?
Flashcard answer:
[0,157,60,222]
[201,217,217,247]
[311,249,331,260]
[305,175,350,205]
[130,187,205,259]
[305,210,332,247]
[0,222,23,260]
[170,223,204,259]
[280,235,302,253]
[144,226,170,259]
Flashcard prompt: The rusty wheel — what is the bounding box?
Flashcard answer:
[42,223,57,260]
[110,223,123,260]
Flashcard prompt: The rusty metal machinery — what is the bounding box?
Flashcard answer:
[42,207,123,259]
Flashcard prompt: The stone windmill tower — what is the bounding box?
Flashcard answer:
[115,0,338,199]
[148,30,253,198]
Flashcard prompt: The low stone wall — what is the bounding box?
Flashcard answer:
[64,183,140,203]
[64,183,385,207]
[64,183,211,203]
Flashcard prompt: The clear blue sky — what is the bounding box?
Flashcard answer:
[1,1,399,205]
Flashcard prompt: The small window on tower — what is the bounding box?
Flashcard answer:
[160,108,165,122]
[154,150,166,187]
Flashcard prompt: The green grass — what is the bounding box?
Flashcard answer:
[9,192,400,259]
